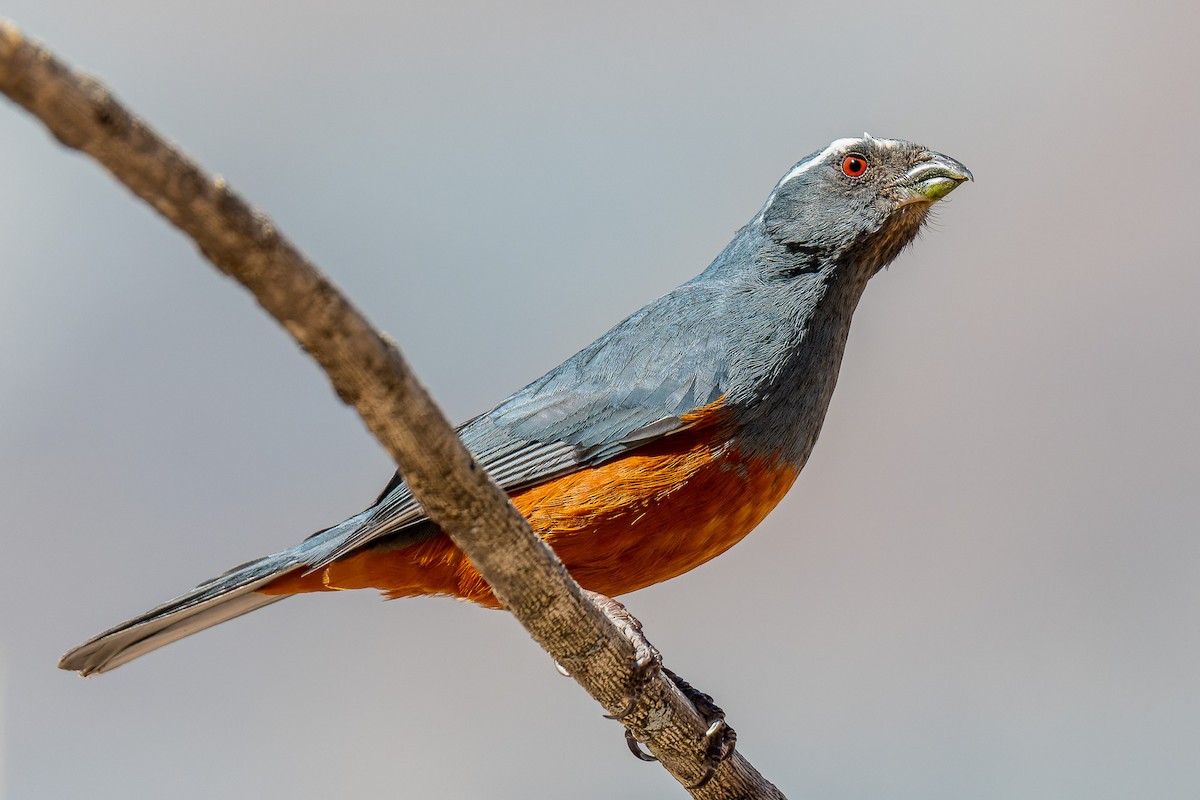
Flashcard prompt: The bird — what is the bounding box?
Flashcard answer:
[60,134,971,676]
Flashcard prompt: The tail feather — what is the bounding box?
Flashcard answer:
[58,551,301,676]
[59,493,429,676]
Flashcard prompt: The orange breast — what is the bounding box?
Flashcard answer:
[263,424,798,606]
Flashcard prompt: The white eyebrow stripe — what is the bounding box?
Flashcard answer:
[777,137,862,185]
[752,134,910,225]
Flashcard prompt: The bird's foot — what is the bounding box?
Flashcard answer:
[582,591,735,784]
[662,667,738,789]
[582,591,663,722]
[619,667,738,786]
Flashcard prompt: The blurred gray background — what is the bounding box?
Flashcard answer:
[2,1,1197,798]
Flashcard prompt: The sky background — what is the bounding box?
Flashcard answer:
[2,2,1198,798]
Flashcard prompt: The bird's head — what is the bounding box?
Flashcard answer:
[759,135,971,276]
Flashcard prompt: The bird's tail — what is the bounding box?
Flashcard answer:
[58,547,307,676]
[59,503,410,675]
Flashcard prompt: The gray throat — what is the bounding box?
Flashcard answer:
[730,206,929,467]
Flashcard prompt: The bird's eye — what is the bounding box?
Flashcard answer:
[841,155,868,177]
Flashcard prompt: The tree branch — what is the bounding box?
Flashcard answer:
[0,18,784,798]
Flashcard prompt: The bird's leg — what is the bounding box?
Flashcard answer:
[582,590,663,723]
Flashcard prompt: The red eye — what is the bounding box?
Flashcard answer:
[841,155,868,177]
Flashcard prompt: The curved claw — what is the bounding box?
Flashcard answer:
[604,646,662,721]
[603,696,636,721]
[704,718,738,764]
[686,764,718,791]
[684,719,738,789]
[624,728,658,762]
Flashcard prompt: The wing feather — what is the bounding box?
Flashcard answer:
[303,283,733,569]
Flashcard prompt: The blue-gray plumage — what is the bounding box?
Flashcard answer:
[60,135,971,675]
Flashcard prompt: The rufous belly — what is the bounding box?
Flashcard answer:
[263,430,798,606]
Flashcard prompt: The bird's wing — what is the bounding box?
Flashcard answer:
[302,283,732,569]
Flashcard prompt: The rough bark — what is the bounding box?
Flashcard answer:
[0,19,785,798]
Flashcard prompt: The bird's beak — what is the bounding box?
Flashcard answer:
[897,152,973,202]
